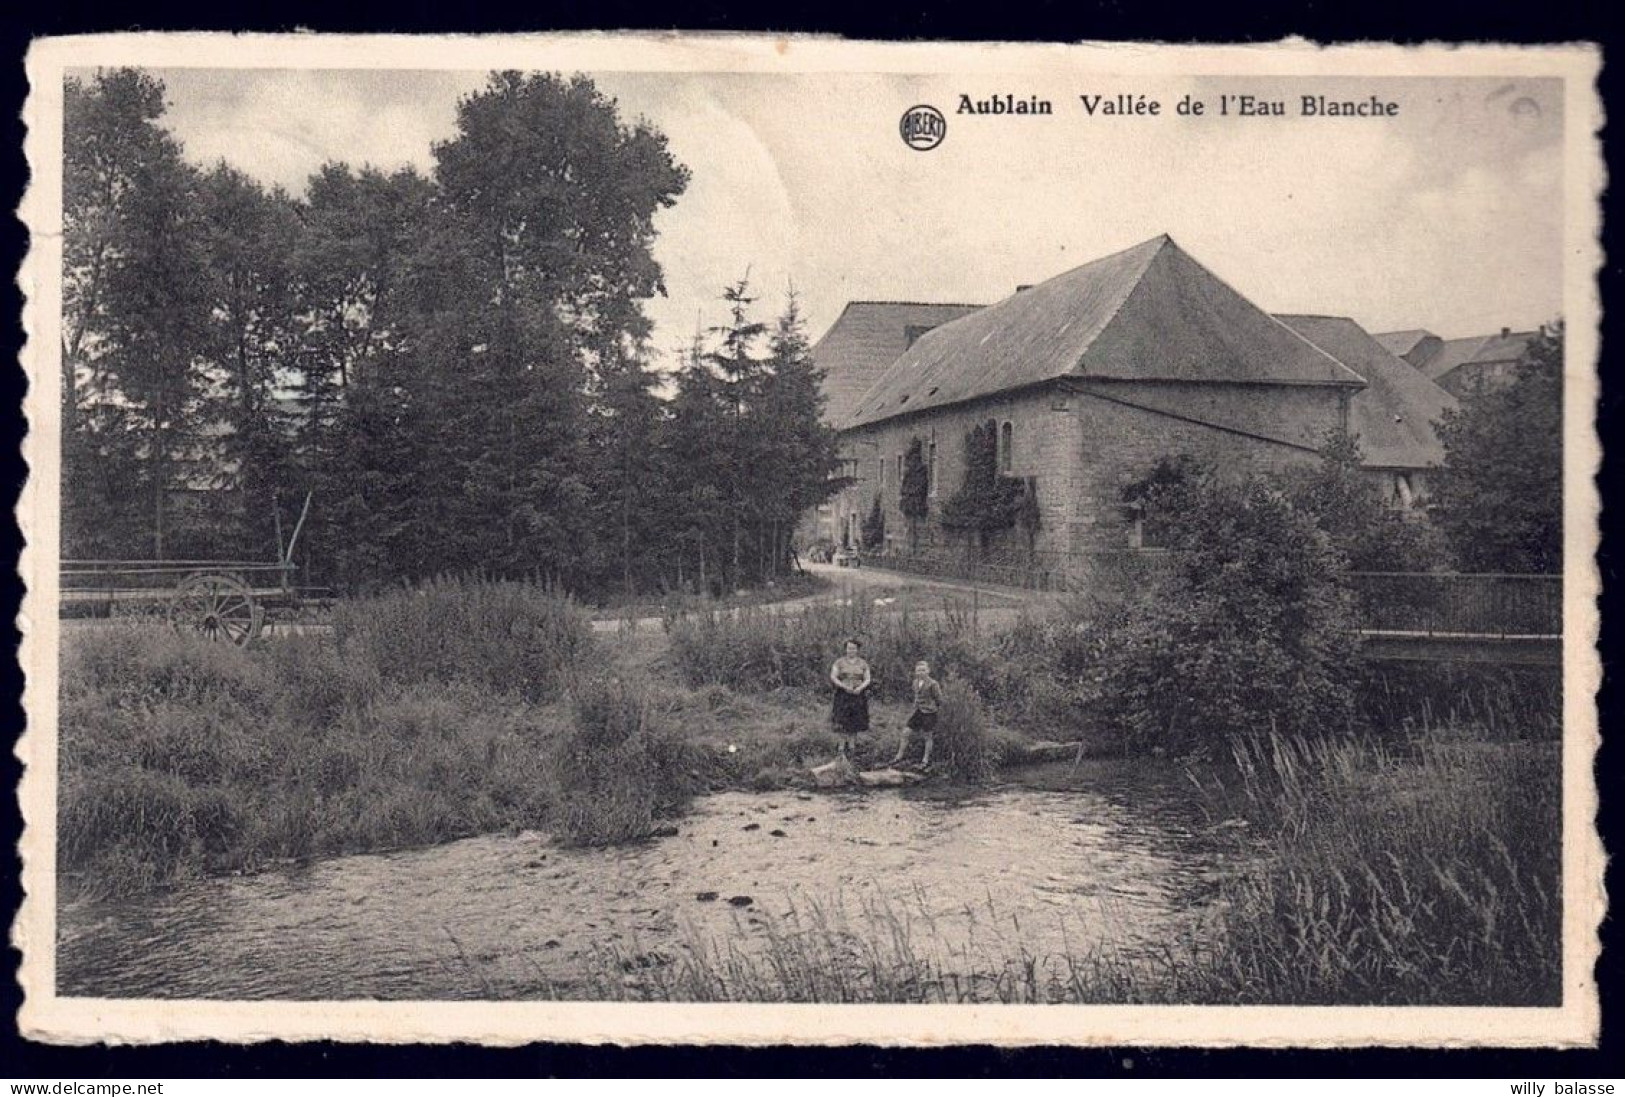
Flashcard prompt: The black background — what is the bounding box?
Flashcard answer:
[2,0,1619,1079]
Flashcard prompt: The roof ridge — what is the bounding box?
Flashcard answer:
[838,299,988,309]
[1071,236,1173,377]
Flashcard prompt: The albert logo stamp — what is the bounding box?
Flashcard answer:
[899,104,946,150]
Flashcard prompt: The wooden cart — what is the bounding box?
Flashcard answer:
[60,495,315,646]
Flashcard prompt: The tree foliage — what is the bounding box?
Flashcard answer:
[1279,430,1446,572]
[1087,460,1360,754]
[59,68,838,601]
[899,438,930,549]
[939,420,1025,556]
[1431,323,1564,573]
[861,495,886,550]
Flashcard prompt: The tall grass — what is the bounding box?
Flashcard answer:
[332,574,590,702]
[524,890,1196,1004]
[553,675,696,846]
[59,578,595,898]
[666,600,1036,716]
[1190,727,1560,1004]
[929,677,999,782]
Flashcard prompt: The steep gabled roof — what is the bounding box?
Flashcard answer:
[1421,335,1494,381]
[1418,330,1537,382]
[1276,314,1459,470]
[1374,329,1437,360]
[844,235,1364,429]
[809,301,984,427]
[1471,330,1537,365]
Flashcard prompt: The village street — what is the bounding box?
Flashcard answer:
[588,560,1038,635]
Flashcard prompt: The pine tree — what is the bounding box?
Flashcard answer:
[861,495,886,550]
[899,437,930,551]
[940,420,1024,558]
[759,293,841,574]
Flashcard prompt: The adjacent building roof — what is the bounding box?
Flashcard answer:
[1372,327,1537,382]
[1276,315,1459,470]
[844,235,1365,429]
[809,300,984,427]
[1373,329,1435,360]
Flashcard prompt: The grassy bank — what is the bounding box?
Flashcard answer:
[58,578,697,898]
[61,577,1563,1006]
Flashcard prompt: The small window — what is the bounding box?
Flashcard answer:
[1000,421,1014,474]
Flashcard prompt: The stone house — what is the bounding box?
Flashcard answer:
[1374,326,1537,400]
[1275,314,1459,509]
[806,235,1459,577]
[804,300,982,548]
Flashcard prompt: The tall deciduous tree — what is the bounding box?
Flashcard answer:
[63,69,211,559]
[1431,323,1564,574]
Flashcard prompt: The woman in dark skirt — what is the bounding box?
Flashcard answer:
[829,638,872,755]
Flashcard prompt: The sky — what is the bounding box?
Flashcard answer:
[145,67,1565,364]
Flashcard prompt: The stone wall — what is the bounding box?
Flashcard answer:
[827,377,1351,564]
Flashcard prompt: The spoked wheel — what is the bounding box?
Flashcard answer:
[169,573,264,645]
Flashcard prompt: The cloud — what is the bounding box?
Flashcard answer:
[145,68,1566,359]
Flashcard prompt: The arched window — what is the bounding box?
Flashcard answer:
[1000,421,1014,473]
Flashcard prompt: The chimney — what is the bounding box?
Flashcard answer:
[1501,326,1511,338]
[1015,284,1034,294]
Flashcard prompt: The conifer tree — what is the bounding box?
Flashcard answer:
[900,438,930,551]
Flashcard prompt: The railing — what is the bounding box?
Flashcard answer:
[867,547,1179,593]
[1346,571,1562,639]
[858,552,1562,639]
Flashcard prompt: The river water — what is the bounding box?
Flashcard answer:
[58,765,1240,1001]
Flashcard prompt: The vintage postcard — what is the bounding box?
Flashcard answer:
[14,34,1603,1047]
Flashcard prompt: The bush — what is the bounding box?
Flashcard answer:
[666,599,1013,709]
[331,574,591,701]
[552,675,695,846]
[930,677,999,782]
[1080,471,1360,755]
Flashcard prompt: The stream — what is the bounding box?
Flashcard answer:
[59,764,1242,1000]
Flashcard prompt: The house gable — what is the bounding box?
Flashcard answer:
[844,234,1364,430]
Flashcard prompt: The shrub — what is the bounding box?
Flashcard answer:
[930,677,998,782]
[1081,470,1360,755]
[331,574,591,701]
[1280,429,1449,572]
[57,604,581,898]
[666,599,1015,713]
[265,633,384,728]
[64,622,276,713]
[553,675,695,846]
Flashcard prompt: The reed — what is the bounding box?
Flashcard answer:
[59,577,594,898]
[515,729,1559,1006]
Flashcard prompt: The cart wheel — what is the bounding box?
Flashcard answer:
[169,573,264,645]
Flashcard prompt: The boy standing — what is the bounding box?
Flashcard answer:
[892,660,943,770]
